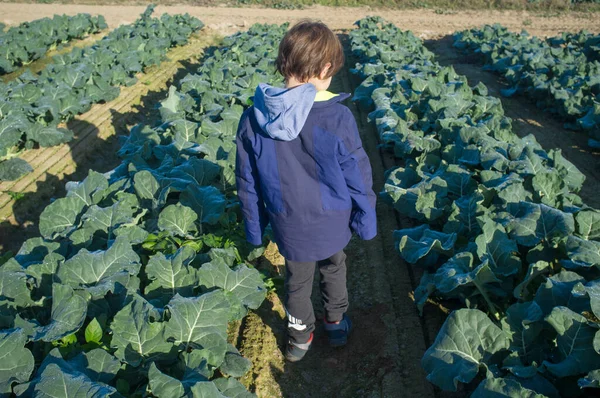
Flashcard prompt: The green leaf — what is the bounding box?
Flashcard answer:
[506,201,575,247]
[0,115,26,152]
[549,149,585,193]
[57,236,140,298]
[34,363,118,397]
[25,252,62,297]
[158,204,198,237]
[0,329,34,396]
[0,258,35,307]
[220,344,252,378]
[71,193,140,245]
[382,173,448,222]
[28,125,73,147]
[187,333,228,370]
[180,185,226,226]
[501,301,545,365]
[113,224,149,244]
[168,158,220,187]
[133,170,160,201]
[543,306,600,378]
[422,308,510,391]
[475,220,521,277]
[531,171,566,207]
[197,259,267,319]
[575,209,600,240]
[443,192,485,237]
[178,350,212,381]
[513,261,551,300]
[165,291,230,357]
[394,224,456,265]
[160,86,183,122]
[39,196,86,239]
[534,270,588,316]
[472,376,546,398]
[85,318,103,344]
[584,280,600,320]
[0,158,32,181]
[148,362,185,398]
[189,381,227,398]
[110,293,174,367]
[15,237,62,266]
[208,248,239,267]
[70,349,120,384]
[65,169,109,207]
[149,352,211,398]
[201,118,238,138]
[509,146,544,176]
[433,252,501,297]
[171,119,201,148]
[214,377,254,398]
[32,283,88,342]
[144,246,199,305]
[414,272,436,316]
[566,235,600,268]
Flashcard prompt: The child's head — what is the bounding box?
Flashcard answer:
[276,20,344,90]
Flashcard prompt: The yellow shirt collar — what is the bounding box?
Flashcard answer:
[314,90,338,102]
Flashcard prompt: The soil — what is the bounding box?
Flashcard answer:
[1,3,599,38]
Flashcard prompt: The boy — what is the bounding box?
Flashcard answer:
[235,20,377,362]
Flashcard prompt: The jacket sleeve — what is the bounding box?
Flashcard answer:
[235,114,269,246]
[338,112,377,240]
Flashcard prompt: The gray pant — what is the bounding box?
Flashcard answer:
[284,250,349,344]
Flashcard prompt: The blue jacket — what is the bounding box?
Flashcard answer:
[235,83,377,261]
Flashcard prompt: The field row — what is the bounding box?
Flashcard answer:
[0,17,286,398]
[0,6,203,183]
[455,25,600,146]
[351,16,600,397]
[0,12,599,398]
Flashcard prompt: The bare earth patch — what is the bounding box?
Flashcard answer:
[1,3,599,38]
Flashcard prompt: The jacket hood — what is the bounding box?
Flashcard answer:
[253,83,317,141]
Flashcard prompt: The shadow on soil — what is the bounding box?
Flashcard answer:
[110,58,208,131]
[0,120,119,254]
[251,250,396,398]
[425,35,600,209]
[0,47,217,255]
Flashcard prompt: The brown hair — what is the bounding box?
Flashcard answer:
[276,20,344,83]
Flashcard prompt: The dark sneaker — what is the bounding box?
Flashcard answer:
[285,333,313,362]
[324,314,352,347]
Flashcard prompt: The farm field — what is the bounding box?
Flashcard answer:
[1,2,599,38]
[0,3,600,398]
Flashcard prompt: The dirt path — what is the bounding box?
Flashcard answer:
[1,3,599,38]
[0,31,220,253]
[426,36,600,210]
[236,36,461,398]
